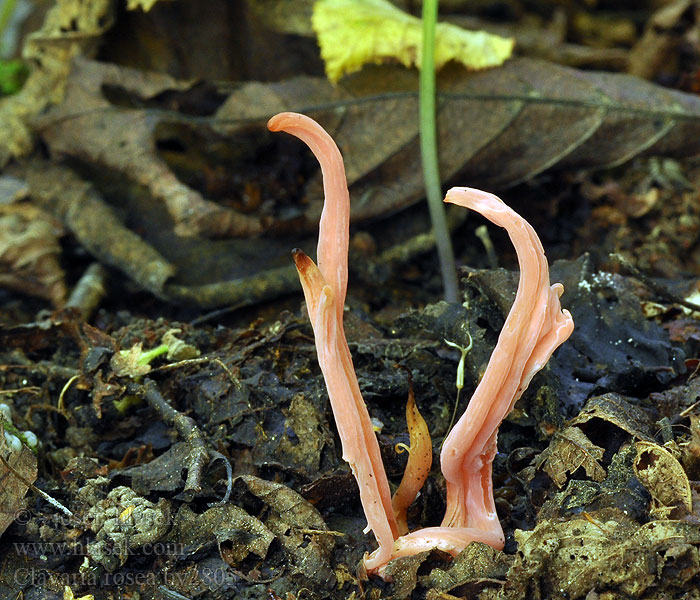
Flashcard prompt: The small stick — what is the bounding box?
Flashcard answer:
[207,450,233,507]
[0,454,73,518]
[610,253,700,312]
[475,225,499,269]
[129,379,209,499]
[65,262,108,321]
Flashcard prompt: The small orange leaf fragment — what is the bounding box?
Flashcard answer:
[392,380,432,536]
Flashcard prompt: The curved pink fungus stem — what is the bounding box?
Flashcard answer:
[268,113,574,579]
[268,112,399,569]
[439,187,574,544]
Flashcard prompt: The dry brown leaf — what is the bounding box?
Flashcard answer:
[172,504,274,566]
[0,202,66,306]
[0,435,38,537]
[36,57,262,239]
[536,426,606,488]
[508,511,700,599]
[571,393,655,442]
[216,57,700,229]
[634,440,692,518]
[37,56,700,239]
[0,0,114,165]
[236,475,334,584]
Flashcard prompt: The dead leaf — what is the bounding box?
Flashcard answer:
[236,475,335,584]
[571,393,655,442]
[507,510,700,599]
[536,426,606,488]
[171,504,274,566]
[0,0,114,165]
[634,440,692,518]
[0,202,66,306]
[0,437,38,537]
[424,542,510,597]
[276,393,329,476]
[38,57,700,238]
[216,57,700,227]
[36,57,262,239]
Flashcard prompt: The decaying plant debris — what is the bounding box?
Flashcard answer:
[1,253,699,599]
[2,1,700,599]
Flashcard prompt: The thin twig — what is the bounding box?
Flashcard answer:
[129,379,209,499]
[207,450,233,507]
[610,253,700,312]
[65,262,108,321]
[0,454,73,517]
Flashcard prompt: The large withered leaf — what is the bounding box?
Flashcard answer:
[35,58,263,239]
[38,57,700,239]
[31,57,700,307]
[216,58,700,228]
[508,511,700,599]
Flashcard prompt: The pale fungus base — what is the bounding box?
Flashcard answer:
[269,112,574,578]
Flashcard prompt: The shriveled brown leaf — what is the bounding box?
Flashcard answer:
[536,426,606,488]
[0,436,38,537]
[236,475,335,584]
[0,0,114,165]
[171,504,275,566]
[0,202,66,306]
[276,393,329,476]
[506,510,700,599]
[634,441,692,518]
[571,393,655,442]
[36,57,262,239]
[37,57,700,243]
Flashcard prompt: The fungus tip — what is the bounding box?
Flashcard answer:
[267,111,298,133]
[292,248,313,271]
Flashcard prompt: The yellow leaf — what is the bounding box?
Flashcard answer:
[312,0,514,83]
[126,0,171,12]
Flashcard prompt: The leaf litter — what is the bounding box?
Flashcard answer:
[12,52,700,306]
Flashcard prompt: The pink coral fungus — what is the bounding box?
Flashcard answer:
[268,112,574,577]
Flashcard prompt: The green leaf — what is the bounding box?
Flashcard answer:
[312,0,514,83]
[0,60,28,96]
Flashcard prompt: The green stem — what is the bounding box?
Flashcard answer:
[137,344,169,365]
[419,0,458,303]
[0,0,17,47]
